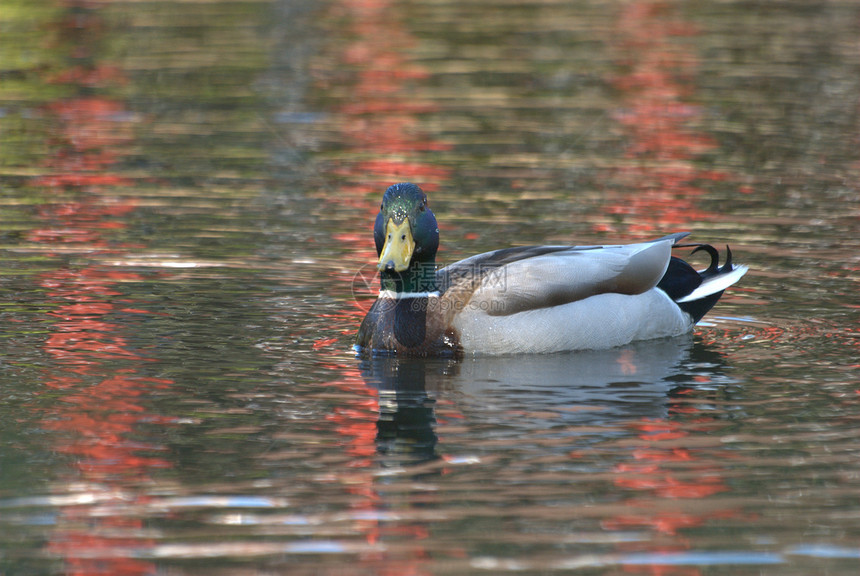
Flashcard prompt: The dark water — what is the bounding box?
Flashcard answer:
[1,0,859,574]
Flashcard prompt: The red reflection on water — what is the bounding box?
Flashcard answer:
[327,0,452,193]
[39,264,165,574]
[613,421,726,502]
[48,64,126,87]
[324,367,379,466]
[599,6,749,562]
[604,404,753,576]
[315,0,455,572]
[601,2,739,236]
[29,2,174,574]
[42,374,173,475]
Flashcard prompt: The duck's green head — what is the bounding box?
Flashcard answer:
[375,183,439,273]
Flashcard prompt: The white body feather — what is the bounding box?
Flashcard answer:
[453,288,692,354]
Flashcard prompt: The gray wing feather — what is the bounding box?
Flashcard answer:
[453,240,673,316]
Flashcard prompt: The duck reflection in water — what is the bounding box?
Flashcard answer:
[359,355,455,465]
[359,335,731,464]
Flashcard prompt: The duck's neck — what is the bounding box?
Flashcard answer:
[379,260,438,295]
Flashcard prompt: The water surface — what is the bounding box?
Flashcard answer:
[1,0,859,574]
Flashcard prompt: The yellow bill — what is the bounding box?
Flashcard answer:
[378,218,415,272]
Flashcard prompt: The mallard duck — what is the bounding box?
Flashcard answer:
[356,183,747,357]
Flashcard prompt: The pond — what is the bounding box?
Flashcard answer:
[1,0,859,574]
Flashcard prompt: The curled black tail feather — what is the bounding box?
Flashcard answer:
[658,242,737,323]
[656,256,702,301]
[722,245,733,272]
[675,243,725,276]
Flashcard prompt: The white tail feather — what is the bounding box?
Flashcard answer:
[676,265,748,303]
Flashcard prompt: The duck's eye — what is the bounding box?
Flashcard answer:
[401,234,406,240]
[387,234,391,240]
